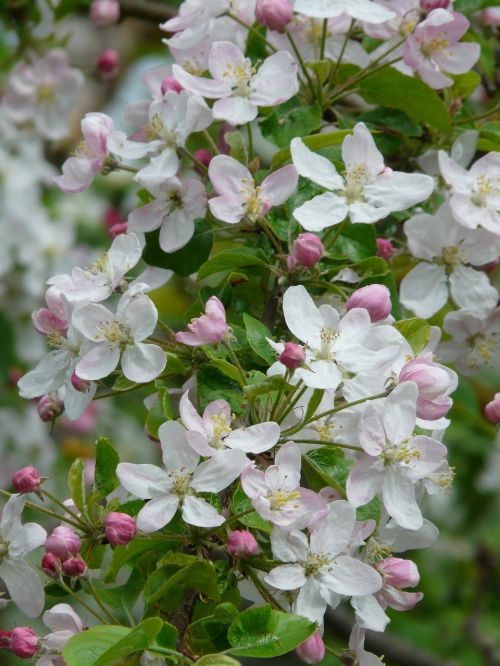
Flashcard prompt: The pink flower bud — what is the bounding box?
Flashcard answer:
[161,75,183,94]
[484,393,500,424]
[10,627,39,659]
[377,557,420,588]
[37,394,64,422]
[41,552,61,577]
[105,512,136,545]
[45,526,81,560]
[109,221,128,238]
[227,530,259,558]
[279,342,306,370]
[12,466,41,494]
[346,284,392,322]
[419,0,450,10]
[194,149,213,168]
[296,632,325,664]
[376,238,395,260]
[71,372,91,393]
[104,207,125,230]
[32,308,68,336]
[399,355,453,420]
[90,0,120,26]
[291,233,324,268]
[0,631,11,649]
[255,0,293,31]
[62,556,87,577]
[176,296,228,346]
[97,49,119,80]
[482,8,500,26]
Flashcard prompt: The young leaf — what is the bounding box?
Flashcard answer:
[143,219,213,277]
[394,318,432,355]
[94,438,119,497]
[243,313,276,365]
[146,560,221,605]
[68,458,86,514]
[197,248,268,280]
[260,98,322,149]
[195,656,242,666]
[63,626,130,666]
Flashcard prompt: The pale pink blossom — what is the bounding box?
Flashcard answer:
[399,354,456,420]
[294,0,395,23]
[173,42,299,125]
[90,0,120,26]
[37,604,84,666]
[96,49,119,81]
[404,9,480,89]
[176,296,229,346]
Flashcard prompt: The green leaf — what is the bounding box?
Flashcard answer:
[231,484,272,533]
[478,121,500,152]
[143,219,213,277]
[451,71,481,98]
[68,458,86,514]
[272,129,352,167]
[225,131,248,164]
[454,0,498,12]
[302,448,351,497]
[111,375,138,391]
[93,618,165,666]
[94,438,119,497]
[63,626,130,666]
[195,656,242,666]
[356,67,451,134]
[359,107,422,137]
[198,365,245,416]
[197,248,268,280]
[394,318,432,355]
[146,561,221,604]
[333,224,377,262]
[243,313,276,365]
[228,605,316,657]
[260,98,322,149]
[210,358,245,386]
[244,375,288,400]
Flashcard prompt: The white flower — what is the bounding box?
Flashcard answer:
[438,150,500,235]
[37,603,84,666]
[117,420,247,532]
[73,285,166,383]
[265,501,382,624]
[294,0,395,23]
[346,383,447,529]
[129,177,206,253]
[400,202,500,318]
[439,307,500,375]
[0,494,46,617]
[273,285,398,390]
[241,442,328,530]
[291,123,434,230]
[160,0,231,50]
[172,41,299,125]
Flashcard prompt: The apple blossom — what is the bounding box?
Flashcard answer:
[376,238,395,259]
[176,296,229,346]
[421,0,451,9]
[241,442,328,530]
[2,49,84,140]
[45,526,81,560]
[265,501,382,624]
[61,556,86,577]
[160,0,232,51]
[400,202,500,318]
[208,155,298,224]
[399,354,457,421]
[37,603,84,666]
[0,494,47,617]
[41,553,61,578]
[279,342,306,370]
[97,49,120,81]
[404,9,480,89]
[72,286,166,383]
[172,42,299,125]
[128,176,206,253]
[347,382,447,529]
[438,150,500,235]
[90,0,120,26]
[117,420,247,532]
[294,0,395,23]
[291,124,434,230]
[484,394,500,424]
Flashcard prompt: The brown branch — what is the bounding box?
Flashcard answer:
[119,0,175,22]
[325,608,458,666]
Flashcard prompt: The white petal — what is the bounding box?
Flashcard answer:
[291,138,343,190]
[0,559,44,617]
[400,262,448,319]
[121,343,165,383]
[295,578,327,624]
[322,556,382,596]
[179,390,205,433]
[343,123,384,176]
[382,467,422,530]
[137,495,179,533]
[17,350,71,398]
[116,463,172,499]
[182,496,225,527]
[43,603,83,633]
[383,382,418,446]
[449,265,498,315]
[365,171,434,212]
[311,500,356,557]
[294,192,348,231]
[76,345,120,381]
[347,456,385,508]
[270,528,309,562]
[8,523,46,559]
[212,96,257,125]
[192,449,247,492]
[225,422,280,453]
[265,564,306,590]
[72,303,113,340]
[352,594,389,632]
[158,420,200,472]
[283,285,323,345]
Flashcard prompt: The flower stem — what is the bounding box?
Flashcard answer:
[0,489,84,531]
[285,28,317,100]
[41,490,89,531]
[227,12,277,53]
[56,578,111,625]
[224,341,247,385]
[203,129,220,155]
[247,122,254,161]
[245,566,286,612]
[180,147,208,173]
[329,19,355,85]
[320,18,329,61]
[84,578,119,624]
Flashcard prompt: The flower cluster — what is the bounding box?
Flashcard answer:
[1,0,498,665]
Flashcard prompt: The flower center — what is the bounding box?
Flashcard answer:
[366,537,393,563]
[209,413,233,448]
[399,11,419,37]
[304,19,330,45]
[441,245,464,267]
[240,178,263,219]
[303,553,331,577]
[467,332,498,368]
[421,33,451,58]
[314,327,338,361]
[100,319,134,350]
[268,489,301,511]
[430,467,455,491]
[383,441,421,466]
[46,332,80,354]
[223,61,253,97]
[37,83,55,103]
[343,164,369,203]
[0,539,9,561]
[314,422,336,442]
[470,175,493,207]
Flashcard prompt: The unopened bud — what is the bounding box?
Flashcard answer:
[227,530,259,558]
[346,284,392,322]
[290,233,324,268]
[32,308,67,336]
[90,0,120,27]
[0,631,11,649]
[484,393,500,424]
[109,222,128,238]
[10,627,39,659]
[194,149,213,168]
[71,372,91,393]
[255,0,293,31]
[376,237,395,260]
[62,556,87,577]
[37,394,64,422]
[296,632,325,664]
[105,512,136,545]
[161,75,183,94]
[41,552,62,577]
[482,8,500,26]
[419,0,450,10]
[45,526,81,560]
[377,557,420,588]
[12,466,41,494]
[279,342,306,370]
[97,49,119,80]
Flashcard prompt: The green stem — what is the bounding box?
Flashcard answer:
[246,567,286,612]
[287,439,362,452]
[149,647,194,664]
[224,341,247,385]
[454,103,500,125]
[181,147,208,173]
[331,56,403,102]
[85,579,119,624]
[319,18,329,60]
[227,12,277,53]
[269,370,290,421]
[329,19,355,85]
[276,383,307,425]
[323,218,349,250]
[41,490,89,531]
[203,129,220,155]
[56,578,111,624]
[247,121,254,161]
[0,489,84,531]
[225,507,255,527]
[93,383,145,401]
[285,28,317,99]
[258,217,282,255]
